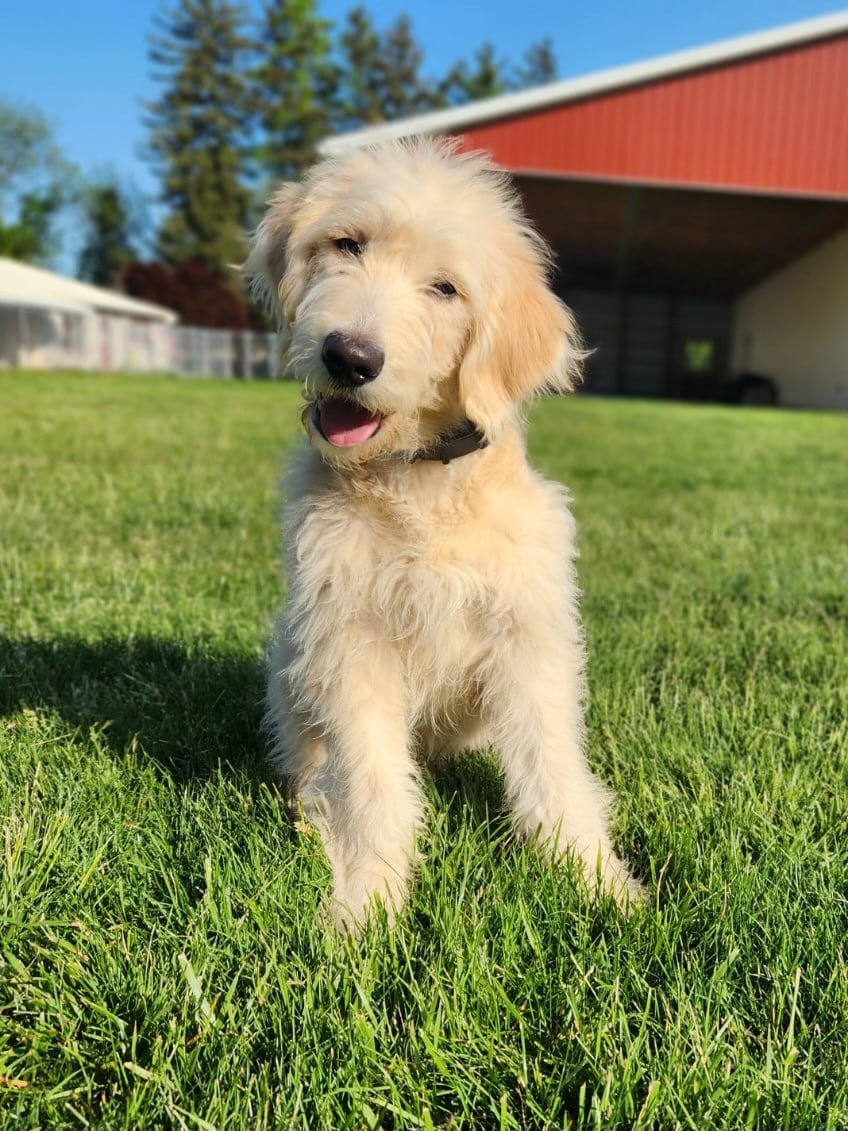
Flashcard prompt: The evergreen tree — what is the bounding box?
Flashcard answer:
[77,181,139,287]
[336,6,384,130]
[440,43,510,105]
[438,38,556,108]
[372,15,443,121]
[145,0,252,275]
[514,38,558,88]
[335,9,443,131]
[251,0,340,184]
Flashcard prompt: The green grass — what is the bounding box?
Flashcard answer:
[2,370,847,1130]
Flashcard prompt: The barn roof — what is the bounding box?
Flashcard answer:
[319,11,848,199]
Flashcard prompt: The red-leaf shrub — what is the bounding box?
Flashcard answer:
[122,261,264,329]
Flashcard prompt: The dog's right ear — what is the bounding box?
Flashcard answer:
[243,182,307,331]
[458,253,583,440]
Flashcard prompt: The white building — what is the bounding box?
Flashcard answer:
[0,257,177,373]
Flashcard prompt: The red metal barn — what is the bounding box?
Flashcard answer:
[322,12,848,409]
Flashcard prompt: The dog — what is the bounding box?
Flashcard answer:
[245,137,641,928]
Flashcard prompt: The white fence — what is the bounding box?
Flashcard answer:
[0,304,286,379]
[167,325,281,378]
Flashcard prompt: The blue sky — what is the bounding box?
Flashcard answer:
[2,0,845,268]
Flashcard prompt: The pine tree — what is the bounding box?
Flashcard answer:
[336,6,384,130]
[77,182,139,287]
[372,15,443,121]
[440,43,510,105]
[514,38,558,88]
[335,9,444,131]
[251,0,340,184]
[145,0,252,275]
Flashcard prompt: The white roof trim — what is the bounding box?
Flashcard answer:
[320,10,848,156]
[0,257,179,323]
[0,295,89,315]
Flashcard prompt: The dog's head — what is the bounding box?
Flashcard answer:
[245,138,582,464]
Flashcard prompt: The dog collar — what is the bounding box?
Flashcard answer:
[412,419,489,464]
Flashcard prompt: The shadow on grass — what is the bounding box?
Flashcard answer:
[426,750,510,831]
[1,635,515,828]
[0,634,269,781]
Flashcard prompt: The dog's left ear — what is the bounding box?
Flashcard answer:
[458,253,583,438]
[243,181,307,330]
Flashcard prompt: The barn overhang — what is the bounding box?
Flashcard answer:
[514,173,848,300]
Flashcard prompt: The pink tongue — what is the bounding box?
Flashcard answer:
[318,398,381,447]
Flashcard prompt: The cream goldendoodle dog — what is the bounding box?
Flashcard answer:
[246,138,640,927]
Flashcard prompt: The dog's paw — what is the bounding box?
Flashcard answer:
[326,893,398,936]
[597,853,646,914]
[326,871,407,934]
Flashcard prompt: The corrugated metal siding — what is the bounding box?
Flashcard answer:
[460,35,848,198]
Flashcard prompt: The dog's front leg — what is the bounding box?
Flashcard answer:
[484,627,641,908]
[321,711,422,930]
[289,642,422,930]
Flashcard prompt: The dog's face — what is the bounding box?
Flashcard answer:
[246,139,582,464]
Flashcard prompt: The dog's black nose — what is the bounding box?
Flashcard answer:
[321,332,384,386]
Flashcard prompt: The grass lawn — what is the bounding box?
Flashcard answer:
[2,370,847,1130]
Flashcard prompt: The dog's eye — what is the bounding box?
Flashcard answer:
[332,237,362,257]
[432,281,457,297]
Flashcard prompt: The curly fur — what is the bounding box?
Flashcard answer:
[245,137,640,928]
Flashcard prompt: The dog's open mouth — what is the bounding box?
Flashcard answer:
[313,397,382,447]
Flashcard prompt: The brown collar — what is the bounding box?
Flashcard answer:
[411,419,489,464]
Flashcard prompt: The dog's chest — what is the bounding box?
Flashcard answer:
[373,541,491,639]
[293,496,509,674]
